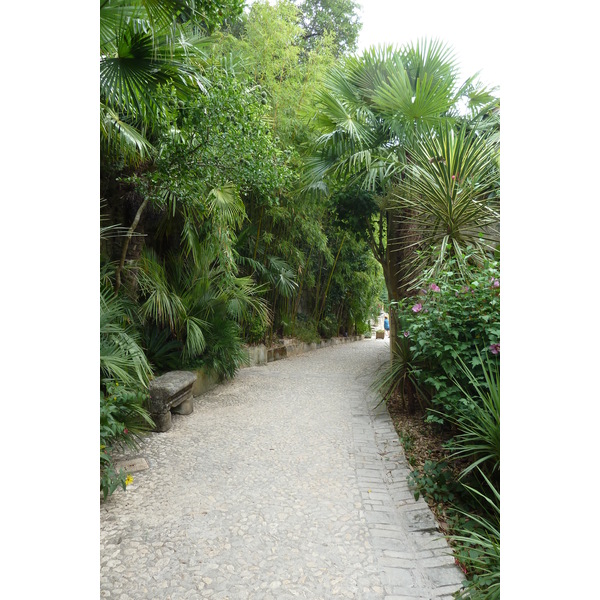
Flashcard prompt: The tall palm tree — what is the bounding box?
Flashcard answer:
[305,39,497,344]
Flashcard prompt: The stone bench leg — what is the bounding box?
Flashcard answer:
[151,411,172,433]
[171,397,194,415]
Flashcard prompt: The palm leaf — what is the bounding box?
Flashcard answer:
[100,101,154,163]
[207,183,246,228]
[100,286,153,387]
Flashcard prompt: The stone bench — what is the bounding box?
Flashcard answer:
[148,371,197,432]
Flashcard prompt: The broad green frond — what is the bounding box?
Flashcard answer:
[101,101,154,163]
[207,183,246,228]
[100,286,153,387]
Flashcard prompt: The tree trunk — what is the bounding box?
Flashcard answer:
[115,197,149,294]
[383,211,403,360]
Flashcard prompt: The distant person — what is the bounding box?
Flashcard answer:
[383,315,390,337]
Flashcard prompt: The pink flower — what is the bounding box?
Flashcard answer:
[492,279,500,288]
[412,303,423,313]
[403,331,410,337]
[123,428,129,434]
[429,283,440,292]
[489,344,500,355]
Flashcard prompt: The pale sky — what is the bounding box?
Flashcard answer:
[356,0,501,90]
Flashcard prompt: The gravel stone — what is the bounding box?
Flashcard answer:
[101,339,464,598]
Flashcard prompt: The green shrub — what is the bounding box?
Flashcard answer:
[245,313,269,345]
[195,315,250,380]
[408,460,463,506]
[141,324,183,373]
[439,355,500,599]
[397,258,500,424]
[451,472,500,600]
[100,286,153,388]
[439,352,500,484]
[100,381,154,500]
[317,314,337,339]
[355,320,371,335]
[290,319,322,344]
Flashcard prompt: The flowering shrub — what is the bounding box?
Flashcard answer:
[100,381,153,500]
[398,259,500,424]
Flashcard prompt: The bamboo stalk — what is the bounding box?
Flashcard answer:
[316,233,346,329]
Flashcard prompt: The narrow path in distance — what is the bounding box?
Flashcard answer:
[101,338,464,600]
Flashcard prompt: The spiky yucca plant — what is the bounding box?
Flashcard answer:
[392,121,499,288]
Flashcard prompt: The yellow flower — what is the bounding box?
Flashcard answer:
[100,444,105,450]
[125,475,134,486]
[115,382,119,386]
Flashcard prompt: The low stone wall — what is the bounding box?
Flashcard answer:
[245,335,364,367]
[185,336,365,400]
[189,368,220,397]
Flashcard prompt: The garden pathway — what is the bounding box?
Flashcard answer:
[100,338,464,600]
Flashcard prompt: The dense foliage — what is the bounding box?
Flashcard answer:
[401,257,500,423]
[99,4,499,596]
[100,0,383,499]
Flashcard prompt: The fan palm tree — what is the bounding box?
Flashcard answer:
[100,284,154,387]
[305,39,497,345]
[100,0,211,166]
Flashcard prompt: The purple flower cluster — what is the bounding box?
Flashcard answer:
[489,343,500,355]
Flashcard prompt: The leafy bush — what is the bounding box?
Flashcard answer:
[245,312,269,345]
[437,354,500,599]
[451,472,500,600]
[100,380,154,500]
[285,317,322,344]
[397,258,500,423]
[355,320,371,335]
[317,314,338,339]
[100,286,153,388]
[439,352,500,484]
[408,459,463,506]
[388,272,501,598]
[194,314,250,380]
[141,324,183,373]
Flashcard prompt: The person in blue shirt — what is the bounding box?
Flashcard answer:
[383,315,390,337]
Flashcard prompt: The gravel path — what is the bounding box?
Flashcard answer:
[101,338,464,600]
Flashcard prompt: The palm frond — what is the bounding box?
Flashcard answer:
[100,286,153,387]
[137,250,187,331]
[101,101,155,163]
[207,183,247,229]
